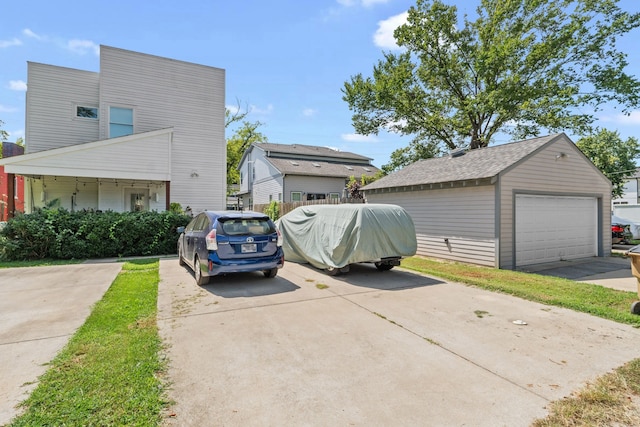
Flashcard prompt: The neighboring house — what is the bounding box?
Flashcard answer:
[611,168,640,222]
[0,46,226,214]
[362,133,612,270]
[0,142,25,221]
[613,167,640,206]
[237,142,380,209]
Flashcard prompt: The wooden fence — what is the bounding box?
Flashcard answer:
[253,197,365,218]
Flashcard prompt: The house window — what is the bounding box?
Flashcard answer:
[330,193,340,200]
[306,193,326,201]
[109,106,134,137]
[291,192,302,202]
[269,194,273,202]
[240,171,244,185]
[278,193,282,201]
[76,105,98,119]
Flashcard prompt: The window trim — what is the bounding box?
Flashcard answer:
[108,105,135,138]
[74,104,99,120]
[291,191,302,202]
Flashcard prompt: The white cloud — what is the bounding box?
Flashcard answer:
[0,38,22,48]
[9,80,27,91]
[23,28,43,40]
[602,111,640,125]
[0,104,19,113]
[8,129,25,140]
[250,104,274,115]
[374,12,408,50]
[337,0,390,7]
[67,39,100,56]
[341,133,379,142]
[302,108,317,117]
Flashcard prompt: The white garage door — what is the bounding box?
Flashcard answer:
[515,195,597,266]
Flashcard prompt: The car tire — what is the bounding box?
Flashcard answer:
[325,267,340,276]
[263,268,278,278]
[339,265,350,274]
[632,301,640,315]
[375,262,394,271]
[194,256,210,286]
[178,242,186,266]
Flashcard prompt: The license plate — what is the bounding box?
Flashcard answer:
[241,243,257,253]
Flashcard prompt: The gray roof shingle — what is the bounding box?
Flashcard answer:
[363,134,562,190]
[267,157,380,178]
[256,142,372,162]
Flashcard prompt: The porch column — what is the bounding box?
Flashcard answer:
[165,181,170,211]
[6,173,15,219]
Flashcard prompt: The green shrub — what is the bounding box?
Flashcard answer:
[264,200,280,221]
[0,209,191,261]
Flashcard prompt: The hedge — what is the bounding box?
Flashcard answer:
[0,209,191,261]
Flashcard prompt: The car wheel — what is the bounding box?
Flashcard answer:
[178,242,186,266]
[263,268,278,278]
[375,262,394,271]
[632,301,640,315]
[339,265,350,274]
[325,267,340,276]
[194,256,210,286]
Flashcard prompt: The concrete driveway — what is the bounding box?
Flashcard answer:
[158,259,640,426]
[0,263,122,425]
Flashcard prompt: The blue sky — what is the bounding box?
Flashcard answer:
[1,0,640,168]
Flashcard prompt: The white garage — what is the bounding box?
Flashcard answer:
[515,195,597,266]
[363,133,612,270]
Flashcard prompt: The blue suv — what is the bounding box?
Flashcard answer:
[177,211,284,285]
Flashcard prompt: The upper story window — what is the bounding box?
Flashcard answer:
[76,105,98,119]
[109,106,134,137]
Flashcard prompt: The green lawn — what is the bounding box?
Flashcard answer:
[8,259,165,427]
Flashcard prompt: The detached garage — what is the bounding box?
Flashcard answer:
[362,134,611,269]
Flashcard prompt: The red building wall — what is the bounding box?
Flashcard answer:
[1,142,26,221]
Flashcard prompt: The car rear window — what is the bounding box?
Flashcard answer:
[219,218,275,236]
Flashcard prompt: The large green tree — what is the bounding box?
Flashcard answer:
[576,129,639,198]
[226,121,267,192]
[343,0,640,172]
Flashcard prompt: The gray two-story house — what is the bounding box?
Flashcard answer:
[237,142,380,209]
[0,45,226,214]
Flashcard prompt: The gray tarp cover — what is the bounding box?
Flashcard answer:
[276,204,417,269]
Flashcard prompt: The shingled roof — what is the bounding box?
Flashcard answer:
[266,157,379,178]
[254,142,372,162]
[363,134,562,191]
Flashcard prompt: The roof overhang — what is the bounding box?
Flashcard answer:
[0,128,173,181]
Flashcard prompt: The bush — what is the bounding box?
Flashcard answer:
[264,200,280,221]
[0,209,191,261]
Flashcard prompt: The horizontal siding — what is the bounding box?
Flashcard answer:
[499,136,612,268]
[26,63,99,153]
[253,178,283,205]
[99,47,225,213]
[284,175,347,202]
[366,185,497,266]
[8,131,171,180]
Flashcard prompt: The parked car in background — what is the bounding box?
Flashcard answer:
[177,211,284,285]
[612,222,633,245]
[276,204,417,275]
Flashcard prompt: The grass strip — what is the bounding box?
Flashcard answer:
[9,258,165,427]
[0,259,84,268]
[401,257,640,327]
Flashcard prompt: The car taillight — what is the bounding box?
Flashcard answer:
[276,227,283,247]
[612,225,624,233]
[206,229,218,250]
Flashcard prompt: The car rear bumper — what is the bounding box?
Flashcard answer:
[206,248,284,276]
